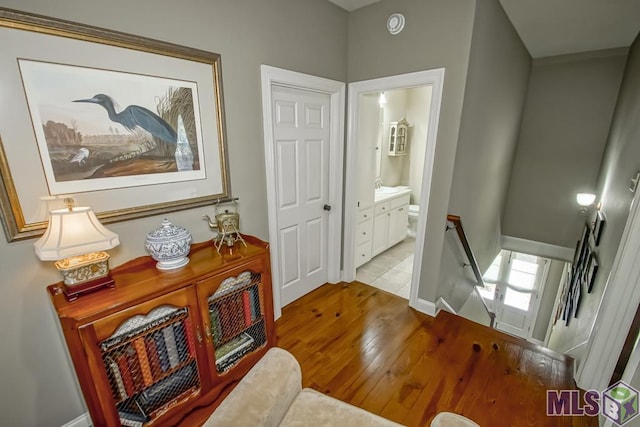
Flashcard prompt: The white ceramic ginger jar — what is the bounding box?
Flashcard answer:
[145,218,192,270]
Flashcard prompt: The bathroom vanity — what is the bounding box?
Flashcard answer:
[355,187,411,268]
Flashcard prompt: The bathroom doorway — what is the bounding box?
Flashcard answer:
[353,87,430,299]
[343,69,444,310]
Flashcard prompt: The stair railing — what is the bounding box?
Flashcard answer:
[446,214,496,328]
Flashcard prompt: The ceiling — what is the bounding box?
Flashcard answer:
[328,0,640,58]
[327,0,381,12]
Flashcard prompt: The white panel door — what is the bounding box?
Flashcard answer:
[493,252,548,339]
[272,85,331,306]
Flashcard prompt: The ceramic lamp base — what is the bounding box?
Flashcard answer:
[54,251,115,300]
[55,252,110,285]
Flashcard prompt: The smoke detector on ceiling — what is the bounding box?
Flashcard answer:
[386,13,405,35]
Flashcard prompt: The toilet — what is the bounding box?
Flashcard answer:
[408,204,420,237]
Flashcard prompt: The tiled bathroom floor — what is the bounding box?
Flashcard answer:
[355,237,415,299]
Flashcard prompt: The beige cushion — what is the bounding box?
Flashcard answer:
[430,412,479,427]
[203,347,302,427]
[279,388,405,427]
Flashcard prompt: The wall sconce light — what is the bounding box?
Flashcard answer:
[576,193,597,216]
[34,198,120,300]
[576,193,596,206]
[378,92,387,105]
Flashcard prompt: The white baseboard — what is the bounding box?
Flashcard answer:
[62,413,91,427]
[412,297,437,317]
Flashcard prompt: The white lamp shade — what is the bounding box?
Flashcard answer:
[34,206,120,260]
[31,194,75,223]
[576,193,596,207]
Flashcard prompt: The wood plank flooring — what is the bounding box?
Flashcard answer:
[275,281,597,427]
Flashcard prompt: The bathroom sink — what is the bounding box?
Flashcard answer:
[376,186,400,194]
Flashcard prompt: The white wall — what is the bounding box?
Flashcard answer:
[379,90,409,186]
[457,288,493,327]
[376,87,432,206]
[355,93,379,209]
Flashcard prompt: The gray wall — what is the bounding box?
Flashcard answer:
[348,0,476,302]
[502,49,627,248]
[0,1,347,425]
[548,35,640,363]
[436,0,530,309]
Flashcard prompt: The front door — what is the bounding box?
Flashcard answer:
[482,251,549,339]
[271,85,331,306]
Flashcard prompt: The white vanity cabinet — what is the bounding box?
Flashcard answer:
[389,201,409,246]
[372,205,390,257]
[371,192,410,257]
[355,207,374,268]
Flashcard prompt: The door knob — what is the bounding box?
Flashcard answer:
[323,204,332,211]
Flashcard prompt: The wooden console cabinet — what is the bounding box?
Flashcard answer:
[47,235,275,427]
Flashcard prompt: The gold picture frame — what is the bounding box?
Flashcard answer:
[0,8,231,241]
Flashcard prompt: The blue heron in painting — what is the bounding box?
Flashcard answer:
[73,94,177,144]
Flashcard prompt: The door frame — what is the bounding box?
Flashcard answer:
[342,68,445,313]
[260,65,345,319]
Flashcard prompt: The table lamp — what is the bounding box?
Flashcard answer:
[34,198,120,300]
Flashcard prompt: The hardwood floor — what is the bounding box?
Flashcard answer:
[275,281,597,427]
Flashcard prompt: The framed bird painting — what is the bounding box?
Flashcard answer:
[0,8,231,241]
[19,60,207,194]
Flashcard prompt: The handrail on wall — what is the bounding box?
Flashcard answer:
[446,214,496,328]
